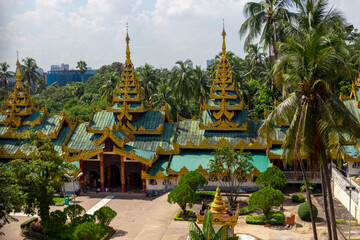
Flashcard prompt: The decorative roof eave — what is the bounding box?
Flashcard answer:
[114,113,165,135]
[0,147,33,159]
[92,126,130,148]
[269,139,283,145]
[201,98,244,111]
[23,109,47,125]
[155,145,180,155]
[0,114,22,128]
[141,170,176,180]
[105,103,146,113]
[209,92,238,100]
[111,94,145,103]
[266,148,282,160]
[174,137,267,150]
[65,147,104,162]
[113,145,158,167]
[166,164,209,176]
[199,121,248,131]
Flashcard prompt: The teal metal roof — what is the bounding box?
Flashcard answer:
[200,109,248,128]
[169,150,213,171]
[14,115,64,136]
[23,111,44,124]
[0,126,9,135]
[89,111,115,131]
[113,130,128,141]
[206,98,242,107]
[269,147,282,156]
[0,139,34,155]
[146,156,170,176]
[131,111,165,130]
[341,145,360,159]
[343,99,360,122]
[250,150,272,173]
[0,114,6,122]
[66,123,100,151]
[123,144,156,160]
[52,127,72,155]
[128,123,176,152]
[356,88,360,102]
[175,119,266,146]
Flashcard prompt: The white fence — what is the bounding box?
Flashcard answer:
[332,166,360,222]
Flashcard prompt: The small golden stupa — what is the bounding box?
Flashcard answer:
[210,186,226,214]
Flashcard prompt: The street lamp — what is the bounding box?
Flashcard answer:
[64,172,83,218]
[346,180,356,240]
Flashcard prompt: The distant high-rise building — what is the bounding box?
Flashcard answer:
[47,63,96,86]
[206,59,215,68]
[187,61,193,68]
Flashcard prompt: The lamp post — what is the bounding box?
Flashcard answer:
[346,177,356,240]
[64,172,83,218]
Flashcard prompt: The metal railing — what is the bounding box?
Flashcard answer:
[283,171,321,183]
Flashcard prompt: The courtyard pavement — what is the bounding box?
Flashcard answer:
[0,193,336,240]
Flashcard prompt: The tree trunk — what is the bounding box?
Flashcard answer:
[321,164,332,239]
[323,162,338,240]
[299,160,318,240]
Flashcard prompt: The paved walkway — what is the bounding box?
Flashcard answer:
[87,195,114,214]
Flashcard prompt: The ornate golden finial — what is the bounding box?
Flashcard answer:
[15,51,23,89]
[125,23,131,65]
[222,19,226,55]
[210,186,226,214]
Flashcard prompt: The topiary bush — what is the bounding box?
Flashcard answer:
[178,171,208,192]
[44,210,67,235]
[74,222,104,240]
[298,202,318,221]
[64,204,85,221]
[94,206,117,226]
[246,211,284,225]
[292,194,306,203]
[249,186,284,219]
[255,166,287,190]
[73,213,96,225]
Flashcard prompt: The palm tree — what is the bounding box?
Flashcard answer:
[21,57,41,87]
[260,19,357,240]
[0,62,14,89]
[189,210,238,240]
[138,64,158,104]
[152,82,177,121]
[99,69,120,104]
[76,60,88,83]
[191,66,210,103]
[245,44,265,68]
[171,59,193,103]
[239,0,294,62]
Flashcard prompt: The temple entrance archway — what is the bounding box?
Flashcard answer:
[105,164,121,189]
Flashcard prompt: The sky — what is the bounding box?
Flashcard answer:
[0,0,359,71]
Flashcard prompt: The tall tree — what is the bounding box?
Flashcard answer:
[99,69,120,104]
[171,59,193,103]
[0,62,14,89]
[191,66,210,104]
[260,14,357,240]
[76,60,88,83]
[240,0,294,62]
[21,57,41,87]
[138,64,158,104]
[152,82,177,121]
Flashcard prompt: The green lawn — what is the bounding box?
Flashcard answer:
[53,197,65,205]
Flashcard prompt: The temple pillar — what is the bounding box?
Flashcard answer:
[121,156,126,192]
[80,160,84,190]
[142,164,146,194]
[100,153,105,192]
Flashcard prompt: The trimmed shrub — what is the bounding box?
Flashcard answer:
[178,171,208,192]
[246,211,284,225]
[255,166,287,190]
[73,213,96,225]
[74,222,104,240]
[249,186,284,219]
[20,217,38,229]
[44,210,67,235]
[94,206,117,226]
[292,194,306,203]
[64,204,85,221]
[298,202,318,222]
[167,184,197,212]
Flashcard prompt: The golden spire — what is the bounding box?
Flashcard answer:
[15,51,23,89]
[210,186,226,214]
[125,23,131,66]
[222,19,226,56]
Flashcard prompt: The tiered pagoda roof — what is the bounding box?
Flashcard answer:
[0,55,73,159]
[199,25,247,131]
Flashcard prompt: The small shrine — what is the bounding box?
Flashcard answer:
[197,187,240,237]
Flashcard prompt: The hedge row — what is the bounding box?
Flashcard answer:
[246,211,284,225]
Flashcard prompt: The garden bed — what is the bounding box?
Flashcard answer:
[245,211,284,226]
[174,209,197,221]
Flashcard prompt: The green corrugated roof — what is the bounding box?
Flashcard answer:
[169,150,213,171]
[52,127,72,155]
[66,123,100,151]
[88,111,115,131]
[175,119,266,146]
[0,114,6,122]
[113,130,128,141]
[123,144,156,160]
[14,115,64,136]
[200,109,248,127]
[146,156,170,176]
[0,126,9,135]
[355,88,360,102]
[132,111,164,130]
[341,145,360,159]
[269,147,282,156]
[343,100,360,122]
[0,139,34,155]
[127,123,176,152]
[206,99,242,107]
[23,111,44,124]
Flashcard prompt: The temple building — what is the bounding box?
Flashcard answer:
[3,26,360,194]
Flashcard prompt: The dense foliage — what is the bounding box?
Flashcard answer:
[255,166,287,190]
[94,206,117,226]
[292,194,306,203]
[298,202,318,222]
[167,184,197,213]
[178,171,208,192]
[245,211,284,225]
